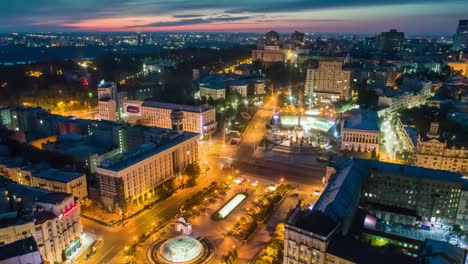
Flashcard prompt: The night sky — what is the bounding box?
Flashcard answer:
[1,0,467,34]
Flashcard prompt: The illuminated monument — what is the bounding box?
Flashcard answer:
[149,210,212,264]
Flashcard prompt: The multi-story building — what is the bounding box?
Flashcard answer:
[33,169,88,202]
[0,237,42,264]
[121,100,217,136]
[456,182,468,229]
[199,84,226,100]
[305,60,351,102]
[340,109,380,153]
[453,20,468,51]
[97,81,118,121]
[252,79,266,95]
[362,162,463,225]
[0,178,83,263]
[95,129,199,211]
[395,117,418,154]
[377,29,404,53]
[229,80,248,98]
[415,122,468,176]
[266,31,280,43]
[359,65,399,88]
[291,31,305,44]
[252,47,286,63]
[0,158,88,202]
[284,158,466,264]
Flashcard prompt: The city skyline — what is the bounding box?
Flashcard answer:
[1,0,467,35]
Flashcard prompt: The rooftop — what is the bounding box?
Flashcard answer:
[316,158,465,225]
[0,236,41,261]
[141,101,213,113]
[420,239,466,264]
[98,131,198,172]
[314,158,367,222]
[342,108,380,131]
[326,235,417,264]
[288,209,338,238]
[34,168,83,183]
[0,177,71,207]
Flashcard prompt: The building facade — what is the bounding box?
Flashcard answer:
[0,179,83,263]
[377,29,404,53]
[97,81,118,121]
[453,20,468,51]
[199,85,226,100]
[340,109,380,153]
[415,123,468,176]
[122,100,217,136]
[96,131,199,211]
[229,81,248,98]
[305,61,351,102]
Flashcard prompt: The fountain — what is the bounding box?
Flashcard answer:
[148,209,212,264]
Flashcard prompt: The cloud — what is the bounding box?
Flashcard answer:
[0,0,466,33]
[173,14,204,18]
[139,15,252,27]
[225,0,462,13]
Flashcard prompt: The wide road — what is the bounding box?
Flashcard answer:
[235,97,277,163]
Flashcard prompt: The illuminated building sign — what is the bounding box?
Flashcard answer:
[58,204,77,220]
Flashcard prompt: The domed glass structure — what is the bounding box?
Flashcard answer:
[159,236,203,263]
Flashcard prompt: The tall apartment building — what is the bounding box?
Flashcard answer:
[265,30,280,43]
[415,122,468,176]
[377,29,404,53]
[284,158,467,264]
[98,81,118,121]
[340,108,380,153]
[305,60,351,102]
[0,178,83,263]
[453,20,468,51]
[96,129,199,211]
[121,100,217,136]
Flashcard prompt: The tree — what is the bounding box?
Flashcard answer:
[357,81,379,108]
[184,162,201,186]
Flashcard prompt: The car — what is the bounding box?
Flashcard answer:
[267,184,277,191]
[234,177,245,184]
[251,181,259,187]
[313,190,320,196]
[450,236,458,244]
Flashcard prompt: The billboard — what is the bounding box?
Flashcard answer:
[123,102,143,116]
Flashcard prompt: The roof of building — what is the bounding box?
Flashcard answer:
[314,158,367,222]
[316,158,465,225]
[230,80,249,86]
[420,239,466,264]
[0,236,41,261]
[353,158,464,183]
[0,177,71,206]
[34,168,83,183]
[36,192,71,205]
[98,132,198,172]
[34,210,57,225]
[289,209,338,238]
[141,101,213,113]
[342,108,380,131]
[326,235,417,264]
